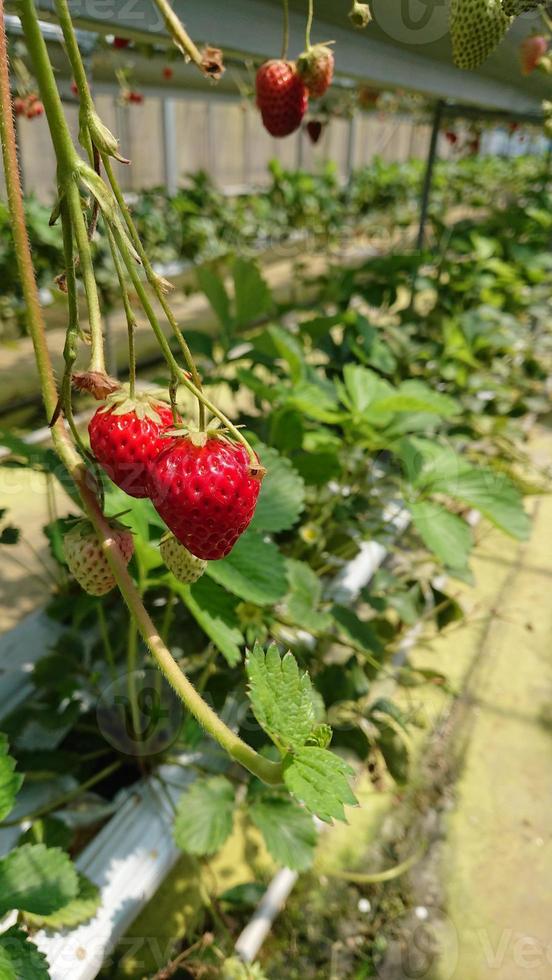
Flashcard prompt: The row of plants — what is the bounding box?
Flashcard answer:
[0,154,546,342]
[0,0,550,975]
[1,170,551,974]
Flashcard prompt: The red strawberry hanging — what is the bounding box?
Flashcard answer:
[89,388,178,498]
[306,120,323,144]
[256,60,308,137]
[148,431,265,561]
[113,36,131,49]
[297,44,334,99]
[520,35,548,75]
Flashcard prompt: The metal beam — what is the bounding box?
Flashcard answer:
[417,99,444,252]
[10,0,545,116]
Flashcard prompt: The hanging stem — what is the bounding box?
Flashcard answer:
[106,223,137,398]
[101,154,206,429]
[18,0,106,374]
[305,0,314,50]
[0,2,279,787]
[281,0,290,60]
[152,0,207,72]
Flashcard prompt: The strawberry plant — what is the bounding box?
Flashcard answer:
[0,1,549,973]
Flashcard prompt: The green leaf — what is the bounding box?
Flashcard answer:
[0,734,22,822]
[434,469,530,541]
[249,796,317,871]
[0,945,16,980]
[340,364,391,414]
[246,644,316,751]
[287,381,343,423]
[233,258,273,327]
[283,747,357,823]
[252,325,305,384]
[177,576,244,667]
[0,844,79,916]
[374,381,459,418]
[207,531,287,605]
[0,928,49,980]
[331,605,383,657]
[173,777,235,856]
[410,501,472,571]
[197,265,231,329]
[250,445,305,534]
[283,560,332,633]
[23,872,101,930]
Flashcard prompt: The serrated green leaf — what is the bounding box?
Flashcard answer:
[283,747,357,823]
[249,796,317,871]
[173,777,235,856]
[374,381,459,418]
[0,734,22,822]
[410,501,472,571]
[23,872,100,930]
[283,560,332,633]
[246,644,316,751]
[207,531,287,605]
[0,844,79,916]
[233,258,274,327]
[177,576,244,666]
[0,929,49,980]
[0,946,15,980]
[250,445,305,534]
[197,265,232,330]
[433,468,530,540]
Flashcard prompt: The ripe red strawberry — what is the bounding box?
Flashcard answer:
[163,66,174,80]
[89,389,178,498]
[148,434,265,560]
[520,34,548,74]
[64,520,134,596]
[160,534,207,583]
[306,120,323,144]
[256,60,308,138]
[127,90,144,105]
[13,96,26,116]
[70,80,79,96]
[113,36,131,49]
[297,44,334,99]
[445,130,458,144]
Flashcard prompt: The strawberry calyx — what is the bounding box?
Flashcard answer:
[96,384,173,425]
[162,422,267,480]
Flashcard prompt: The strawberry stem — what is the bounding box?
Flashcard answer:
[0,2,281,789]
[106,223,137,397]
[152,0,208,75]
[305,0,314,50]
[281,0,290,60]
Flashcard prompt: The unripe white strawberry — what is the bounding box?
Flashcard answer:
[160,534,207,584]
[63,520,134,596]
[450,0,512,70]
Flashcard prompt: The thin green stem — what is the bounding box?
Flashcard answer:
[0,2,279,788]
[101,152,205,426]
[305,0,314,50]
[281,0,290,60]
[127,620,141,738]
[19,0,105,374]
[111,220,257,462]
[106,223,137,397]
[327,841,426,884]
[152,0,205,71]
[1,761,122,828]
[97,603,117,682]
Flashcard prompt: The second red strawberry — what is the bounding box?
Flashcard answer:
[148,435,265,561]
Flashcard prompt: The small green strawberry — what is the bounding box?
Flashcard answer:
[450,0,512,70]
[502,0,543,13]
[160,534,207,584]
[63,520,134,596]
